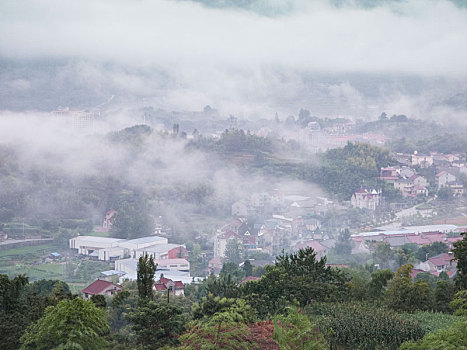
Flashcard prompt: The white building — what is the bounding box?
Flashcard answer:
[69,235,168,261]
[436,171,457,189]
[114,257,195,284]
[351,188,381,210]
[69,236,125,256]
[214,230,241,258]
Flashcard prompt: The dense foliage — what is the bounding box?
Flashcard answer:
[400,320,467,350]
[308,142,394,199]
[313,303,425,350]
[19,298,110,350]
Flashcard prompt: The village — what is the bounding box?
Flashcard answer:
[67,146,467,299]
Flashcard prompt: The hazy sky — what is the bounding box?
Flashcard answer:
[1,0,466,117]
[1,0,466,75]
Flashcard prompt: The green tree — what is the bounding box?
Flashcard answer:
[20,298,109,350]
[110,192,153,239]
[137,254,157,301]
[437,186,454,200]
[415,242,448,262]
[386,264,432,312]
[128,301,185,349]
[90,294,106,308]
[0,274,30,350]
[373,242,394,269]
[433,280,455,313]
[242,260,253,277]
[273,307,327,350]
[334,229,352,256]
[241,248,348,316]
[450,290,467,316]
[224,239,242,265]
[453,232,467,290]
[368,269,394,300]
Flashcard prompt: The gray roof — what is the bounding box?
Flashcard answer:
[101,270,127,276]
[125,236,166,244]
[385,236,410,247]
[140,243,182,253]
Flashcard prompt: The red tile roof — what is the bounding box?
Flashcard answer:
[174,281,184,289]
[406,235,431,245]
[155,283,167,291]
[218,230,241,240]
[155,278,184,290]
[428,253,455,267]
[158,277,171,284]
[410,268,425,279]
[82,279,121,295]
[239,276,260,285]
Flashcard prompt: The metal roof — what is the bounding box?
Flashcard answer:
[125,236,167,244]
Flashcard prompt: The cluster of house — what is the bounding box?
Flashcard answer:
[69,235,198,287]
[380,166,429,197]
[232,192,337,220]
[81,274,186,300]
[396,151,466,195]
[351,151,467,211]
[297,121,387,153]
[352,224,464,276]
[210,211,334,273]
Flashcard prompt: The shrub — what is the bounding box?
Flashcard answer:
[400,320,467,350]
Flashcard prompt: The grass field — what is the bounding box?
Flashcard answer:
[0,243,60,259]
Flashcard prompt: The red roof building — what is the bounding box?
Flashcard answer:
[427,253,457,274]
[82,279,122,299]
[406,234,431,246]
[154,277,185,296]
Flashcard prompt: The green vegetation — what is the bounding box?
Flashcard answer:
[20,298,110,350]
[400,320,467,350]
[400,311,466,333]
[313,303,424,350]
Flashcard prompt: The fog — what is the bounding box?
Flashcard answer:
[1,0,466,119]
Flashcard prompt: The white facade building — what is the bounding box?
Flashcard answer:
[69,235,168,261]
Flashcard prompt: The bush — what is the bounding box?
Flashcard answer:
[400,320,467,350]
[400,311,466,333]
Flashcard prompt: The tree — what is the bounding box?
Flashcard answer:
[0,274,30,350]
[433,280,455,313]
[241,248,349,316]
[20,298,109,350]
[242,260,253,277]
[334,229,352,256]
[450,290,467,316]
[373,242,394,269]
[137,254,157,301]
[386,264,432,312]
[90,294,106,308]
[437,186,454,200]
[368,269,393,300]
[415,242,448,262]
[453,232,467,290]
[128,301,185,349]
[224,239,242,265]
[110,191,153,239]
[273,307,327,350]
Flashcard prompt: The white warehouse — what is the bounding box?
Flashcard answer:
[69,235,168,261]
